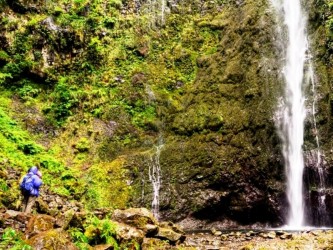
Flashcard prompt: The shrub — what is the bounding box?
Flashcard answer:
[0,228,32,250]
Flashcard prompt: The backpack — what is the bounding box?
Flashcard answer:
[20,175,33,194]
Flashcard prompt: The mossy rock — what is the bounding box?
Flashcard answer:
[27,228,78,250]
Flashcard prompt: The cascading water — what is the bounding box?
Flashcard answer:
[148,141,164,220]
[144,80,165,219]
[306,62,328,226]
[146,0,167,27]
[271,0,308,228]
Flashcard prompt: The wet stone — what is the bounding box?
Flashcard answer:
[246,231,255,237]
[267,232,276,239]
[311,231,320,236]
[276,231,285,236]
[221,234,228,241]
[214,230,222,236]
[259,232,267,238]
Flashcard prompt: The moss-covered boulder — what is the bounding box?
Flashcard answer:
[26,214,56,238]
[112,208,158,235]
[27,228,78,250]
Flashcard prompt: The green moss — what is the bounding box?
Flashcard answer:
[83,158,132,210]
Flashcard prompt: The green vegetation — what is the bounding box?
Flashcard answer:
[1,0,324,233]
[0,227,32,250]
[0,0,226,211]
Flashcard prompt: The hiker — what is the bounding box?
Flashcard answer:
[20,166,42,213]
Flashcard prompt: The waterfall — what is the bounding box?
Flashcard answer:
[145,0,167,27]
[148,139,164,220]
[144,81,164,219]
[271,0,308,228]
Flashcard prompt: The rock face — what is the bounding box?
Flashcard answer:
[129,0,286,227]
[0,0,333,230]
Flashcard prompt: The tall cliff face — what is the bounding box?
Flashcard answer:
[0,0,332,228]
[130,0,287,227]
[302,0,333,226]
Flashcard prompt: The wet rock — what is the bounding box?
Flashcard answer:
[267,232,276,239]
[155,227,185,243]
[245,231,256,237]
[159,221,185,234]
[276,230,285,236]
[214,230,222,236]
[211,227,222,236]
[27,228,78,250]
[259,232,267,238]
[236,231,242,237]
[280,233,293,240]
[221,234,228,241]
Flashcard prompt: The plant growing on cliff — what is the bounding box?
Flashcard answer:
[83,158,132,210]
[83,216,119,249]
[45,77,78,126]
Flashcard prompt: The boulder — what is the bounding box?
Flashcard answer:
[27,228,78,250]
[112,208,158,235]
[70,211,87,229]
[55,209,75,229]
[26,214,56,238]
[113,221,145,243]
[155,227,185,244]
[159,221,185,234]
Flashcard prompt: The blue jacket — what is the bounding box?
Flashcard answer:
[20,166,43,197]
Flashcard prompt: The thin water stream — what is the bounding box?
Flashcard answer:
[307,62,328,226]
[148,142,164,220]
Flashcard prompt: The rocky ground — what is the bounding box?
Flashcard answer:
[180,229,333,250]
[1,207,333,249]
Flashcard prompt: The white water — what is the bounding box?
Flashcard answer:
[307,62,328,226]
[148,141,164,220]
[271,0,308,228]
[146,0,166,27]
